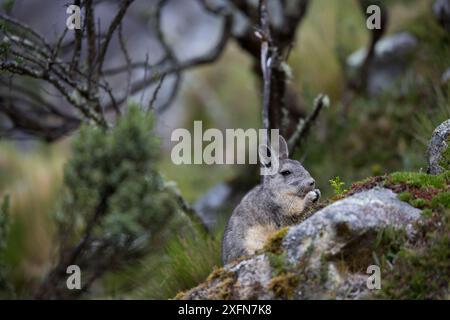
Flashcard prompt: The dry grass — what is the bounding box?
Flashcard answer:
[0,140,69,282]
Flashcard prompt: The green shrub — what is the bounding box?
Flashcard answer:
[35,105,180,299]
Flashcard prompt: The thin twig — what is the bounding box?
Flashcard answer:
[288,93,330,152]
[148,73,166,111]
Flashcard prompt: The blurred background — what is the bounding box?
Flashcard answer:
[0,0,449,299]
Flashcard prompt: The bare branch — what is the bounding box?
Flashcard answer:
[288,94,329,152]
[148,74,166,111]
[110,11,232,110]
[117,22,132,98]
[96,0,135,73]
[258,0,272,131]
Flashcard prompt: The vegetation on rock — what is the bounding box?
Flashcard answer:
[340,170,450,299]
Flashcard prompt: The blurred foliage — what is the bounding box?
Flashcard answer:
[298,0,449,196]
[0,195,9,247]
[1,105,196,298]
[0,195,12,297]
[58,104,174,243]
[36,104,184,298]
[102,224,223,299]
[0,140,65,296]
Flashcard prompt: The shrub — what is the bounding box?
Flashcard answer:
[34,105,180,299]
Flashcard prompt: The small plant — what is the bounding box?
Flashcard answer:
[329,176,348,196]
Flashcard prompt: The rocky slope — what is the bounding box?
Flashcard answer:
[176,122,450,300]
[176,118,450,300]
[176,171,450,299]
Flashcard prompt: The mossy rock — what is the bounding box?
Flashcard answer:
[438,137,450,172]
[179,172,449,300]
[378,210,450,299]
[263,227,289,255]
[267,272,300,299]
[427,120,450,175]
[176,266,236,300]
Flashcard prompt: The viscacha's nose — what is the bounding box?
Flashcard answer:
[305,178,315,190]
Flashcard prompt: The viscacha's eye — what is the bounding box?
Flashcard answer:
[280,170,292,176]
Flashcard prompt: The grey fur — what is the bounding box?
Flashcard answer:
[222,136,320,264]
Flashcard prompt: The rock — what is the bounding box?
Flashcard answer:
[193,169,259,230]
[427,119,450,175]
[433,0,450,33]
[194,183,233,230]
[346,32,418,96]
[442,68,450,84]
[179,187,421,300]
[284,187,420,261]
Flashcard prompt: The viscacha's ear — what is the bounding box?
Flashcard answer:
[258,144,272,168]
[278,135,289,160]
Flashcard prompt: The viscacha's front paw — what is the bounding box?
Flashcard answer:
[305,189,321,204]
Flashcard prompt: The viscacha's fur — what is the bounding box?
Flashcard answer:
[222,136,320,264]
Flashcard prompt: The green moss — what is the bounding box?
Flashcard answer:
[206,267,236,299]
[421,209,433,218]
[319,254,329,284]
[410,198,429,209]
[173,290,187,300]
[175,266,236,300]
[267,252,289,276]
[398,191,411,202]
[205,267,236,300]
[389,172,446,189]
[384,170,450,210]
[431,192,450,209]
[208,276,235,300]
[259,227,291,281]
[263,227,289,255]
[267,272,300,299]
[206,266,229,282]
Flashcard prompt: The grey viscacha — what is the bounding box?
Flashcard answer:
[222,136,320,265]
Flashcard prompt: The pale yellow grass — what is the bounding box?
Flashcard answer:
[0,140,69,280]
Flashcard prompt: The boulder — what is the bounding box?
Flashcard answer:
[427,119,450,175]
[179,187,421,300]
[194,183,233,230]
[442,68,450,84]
[346,32,418,96]
[433,0,450,33]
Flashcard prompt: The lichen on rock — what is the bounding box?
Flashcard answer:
[427,119,450,175]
